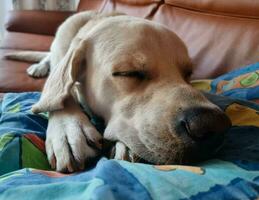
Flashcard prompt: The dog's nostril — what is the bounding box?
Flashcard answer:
[180,119,192,137]
[176,107,232,142]
[179,118,215,141]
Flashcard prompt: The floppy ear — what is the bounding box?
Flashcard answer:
[31,39,87,113]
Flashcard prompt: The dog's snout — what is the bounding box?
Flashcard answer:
[176,107,231,142]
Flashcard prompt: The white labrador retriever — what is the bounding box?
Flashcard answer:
[6,11,231,172]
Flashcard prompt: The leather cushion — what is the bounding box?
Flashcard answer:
[78,0,161,18]
[165,0,259,18]
[152,4,259,79]
[0,49,46,92]
[5,11,73,36]
[0,32,53,51]
[77,0,105,12]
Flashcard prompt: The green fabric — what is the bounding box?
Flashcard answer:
[0,134,14,151]
[7,103,21,113]
[21,137,50,170]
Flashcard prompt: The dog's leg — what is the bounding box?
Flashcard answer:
[27,54,51,78]
[114,142,129,160]
[45,96,102,172]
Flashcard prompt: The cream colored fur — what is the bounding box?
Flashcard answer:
[6,11,225,172]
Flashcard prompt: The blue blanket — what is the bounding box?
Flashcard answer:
[0,63,259,200]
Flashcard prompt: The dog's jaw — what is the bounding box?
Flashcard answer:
[101,84,230,165]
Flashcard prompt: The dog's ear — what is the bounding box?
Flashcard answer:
[31,11,125,113]
[31,39,87,113]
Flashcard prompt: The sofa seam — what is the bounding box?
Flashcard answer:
[162,2,259,20]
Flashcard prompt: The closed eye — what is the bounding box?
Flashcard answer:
[112,71,147,80]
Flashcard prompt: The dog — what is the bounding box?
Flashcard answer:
[6,11,231,172]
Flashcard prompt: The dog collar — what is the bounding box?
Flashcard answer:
[74,82,105,134]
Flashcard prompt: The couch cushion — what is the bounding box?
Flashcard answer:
[5,11,73,36]
[152,4,259,79]
[165,0,259,18]
[77,0,105,12]
[0,49,46,92]
[78,0,162,18]
[0,32,53,51]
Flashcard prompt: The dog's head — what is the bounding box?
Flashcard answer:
[33,14,231,164]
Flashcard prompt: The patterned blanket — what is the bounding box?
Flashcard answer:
[0,63,259,200]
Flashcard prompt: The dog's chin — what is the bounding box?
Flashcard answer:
[126,150,154,164]
[102,138,225,165]
[118,149,183,165]
[102,139,185,165]
[129,149,220,166]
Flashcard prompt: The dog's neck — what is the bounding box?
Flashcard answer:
[74,82,105,133]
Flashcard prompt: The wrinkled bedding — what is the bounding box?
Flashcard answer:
[0,63,259,200]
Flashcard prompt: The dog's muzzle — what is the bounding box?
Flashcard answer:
[175,106,232,163]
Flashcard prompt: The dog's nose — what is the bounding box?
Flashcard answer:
[176,107,231,141]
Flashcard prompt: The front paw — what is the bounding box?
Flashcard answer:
[45,112,102,172]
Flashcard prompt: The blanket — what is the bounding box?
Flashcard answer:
[0,63,259,200]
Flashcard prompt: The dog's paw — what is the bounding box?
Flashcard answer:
[113,142,130,160]
[45,112,102,172]
[27,63,49,77]
[112,142,142,163]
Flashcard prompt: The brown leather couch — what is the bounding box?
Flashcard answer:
[1,0,259,93]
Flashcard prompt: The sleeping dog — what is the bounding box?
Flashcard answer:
[6,11,231,172]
